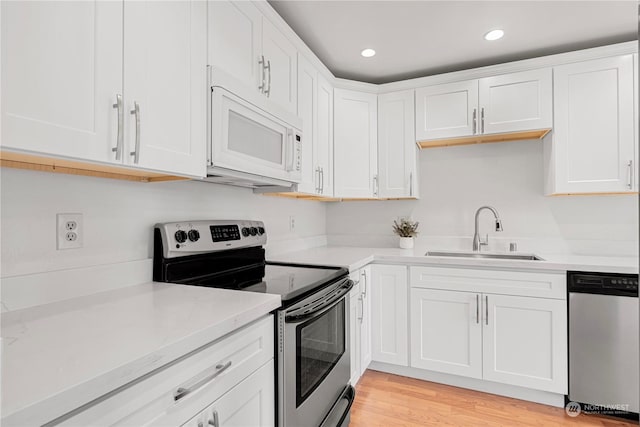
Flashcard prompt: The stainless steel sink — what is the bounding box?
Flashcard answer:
[424,251,544,261]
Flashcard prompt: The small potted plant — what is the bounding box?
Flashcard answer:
[392,218,419,249]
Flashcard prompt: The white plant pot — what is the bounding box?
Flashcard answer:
[399,237,414,249]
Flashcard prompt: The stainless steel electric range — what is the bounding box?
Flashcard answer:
[153,220,355,427]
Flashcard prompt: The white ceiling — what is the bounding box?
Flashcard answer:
[268,1,638,84]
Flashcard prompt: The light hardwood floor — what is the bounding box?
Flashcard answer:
[350,370,638,427]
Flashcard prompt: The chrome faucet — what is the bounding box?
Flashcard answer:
[472,206,503,252]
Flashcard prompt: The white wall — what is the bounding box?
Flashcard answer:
[0,168,327,277]
[327,139,639,256]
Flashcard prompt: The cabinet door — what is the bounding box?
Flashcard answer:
[348,285,361,385]
[208,0,262,93]
[415,80,478,141]
[479,68,552,134]
[378,90,418,199]
[370,265,408,366]
[1,1,123,162]
[296,55,318,194]
[262,18,297,114]
[482,294,567,393]
[410,289,482,379]
[334,89,378,198]
[124,0,207,178]
[359,266,373,372]
[552,55,635,194]
[316,75,334,197]
[201,360,275,427]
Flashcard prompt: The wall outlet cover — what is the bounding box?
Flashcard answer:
[57,213,83,250]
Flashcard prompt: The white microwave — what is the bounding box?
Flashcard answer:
[206,69,302,191]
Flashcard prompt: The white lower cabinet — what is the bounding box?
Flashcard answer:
[482,294,567,393]
[348,265,372,384]
[408,267,567,395]
[182,360,274,427]
[54,316,275,427]
[370,265,408,366]
[410,289,482,379]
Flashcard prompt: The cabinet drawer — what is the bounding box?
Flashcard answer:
[410,266,565,299]
[53,316,274,426]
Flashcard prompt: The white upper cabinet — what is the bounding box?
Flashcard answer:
[415,68,552,142]
[208,1,297,114]
[479,69,552,134]
[334,89,378,198]
[124,0,207,177]
[415,80,478,140]
[296,55,333,196]
[2,0,206,178]
[549,55,636,194]
[316,75,334,197]
[296,55,318,194]
[208,0,262,93]
[378,90,418,198]
[262,18,297,114]
[1,1,123,163]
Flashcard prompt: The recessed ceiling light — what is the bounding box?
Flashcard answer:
[484,29,504,41]
[361,48,376,58]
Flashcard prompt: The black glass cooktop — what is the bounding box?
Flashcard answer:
[243,263,347,303]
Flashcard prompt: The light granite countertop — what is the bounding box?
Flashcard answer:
[269,246,639,274]
[1,282,281,426]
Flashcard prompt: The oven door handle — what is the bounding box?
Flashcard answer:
[285,279,353,323]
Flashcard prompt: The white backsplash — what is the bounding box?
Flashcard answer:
[0,167,327,278]
[327,140,639,257]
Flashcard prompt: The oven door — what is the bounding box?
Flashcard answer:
[279,279,352,427]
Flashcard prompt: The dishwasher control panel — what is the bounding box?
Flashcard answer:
[568,271,638,297]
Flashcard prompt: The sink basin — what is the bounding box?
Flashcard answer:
[424,251,544,261]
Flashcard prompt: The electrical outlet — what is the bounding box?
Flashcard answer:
[57,213,83,250]
[289,215,296,231]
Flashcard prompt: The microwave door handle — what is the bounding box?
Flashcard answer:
[285,129,295,171]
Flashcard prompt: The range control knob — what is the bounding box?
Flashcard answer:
[250,227,258,236]
[174,230,188,243]
[258,227,265,235]
[242,227,250,237]
[187,229,200,242]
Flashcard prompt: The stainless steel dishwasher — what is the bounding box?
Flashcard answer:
[568,271,639,414]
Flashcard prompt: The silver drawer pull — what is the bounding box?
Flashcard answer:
[112,94,123,160]
[174,361,233,402]
[129,101,140,164]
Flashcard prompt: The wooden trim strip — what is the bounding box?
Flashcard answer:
[0,151,188,183]
[417,129,551,149]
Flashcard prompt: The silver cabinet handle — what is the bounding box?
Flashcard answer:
[485,295,489,325]
[410,172,413,197]
[358,295,363,322]
[258,55,266,94]
[481,107,485,134]
[627,160,633,189]
[130,101,140,164]
[472,108,477,135]
[361,270,367,298]
[208,411,219,427]
[174,361,232,402]
[373,175,378,197]
[266,59,272,97]
[315,167,320,193]
[112,94,123,160]
[476,294,479,324]
[320,167,324,194]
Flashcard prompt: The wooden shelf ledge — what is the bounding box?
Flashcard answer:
[0,151,189,183]
[263,193,418,202]
[417,129,551,149]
